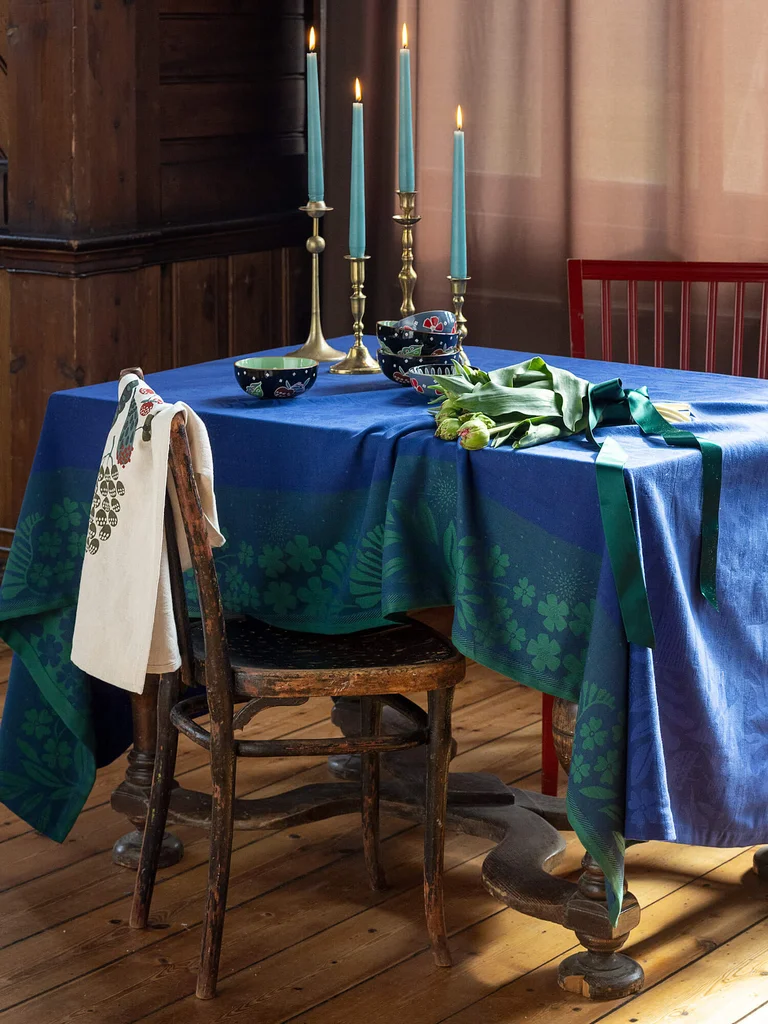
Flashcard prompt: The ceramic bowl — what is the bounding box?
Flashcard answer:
[234,356,318,399]
[377,320,460,357]
[406,362,481,396]
[376,348,457,386]
[396,310,457,335]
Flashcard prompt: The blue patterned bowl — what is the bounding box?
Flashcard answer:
[377,320,460,357]
[234,356,318,399]
[396,310,457,335]
[406,362,476,396]
[376,349,457,386]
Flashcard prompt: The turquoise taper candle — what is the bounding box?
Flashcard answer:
[398,23,415,193]
[306,28,324,203]
[349,78,366,258]
[450,105,467,279]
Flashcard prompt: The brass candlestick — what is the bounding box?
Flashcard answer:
[393,191,421,317]
[449,275,471,365]
[330,256,381,374]
[291,202,345,362]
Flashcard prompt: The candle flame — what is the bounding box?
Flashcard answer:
[456,104,463,130]
[402,23,408,48]
[355,77,362,102]
[309,26,316,52]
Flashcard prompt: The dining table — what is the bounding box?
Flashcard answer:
[2,337,768,999]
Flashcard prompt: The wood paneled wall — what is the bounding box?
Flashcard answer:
[0,0,315,527]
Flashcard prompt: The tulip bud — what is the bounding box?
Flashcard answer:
[459,412,495,428]
[435,417,461,441]
[458,417,491,450]
[436,399,462,424]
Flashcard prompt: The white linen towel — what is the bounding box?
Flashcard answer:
[71,373,225,694]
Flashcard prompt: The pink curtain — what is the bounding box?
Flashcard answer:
[324,1,768,360]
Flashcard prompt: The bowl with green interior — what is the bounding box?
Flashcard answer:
[234,356,318,399]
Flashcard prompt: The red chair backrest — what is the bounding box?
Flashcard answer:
[567,259,768,377]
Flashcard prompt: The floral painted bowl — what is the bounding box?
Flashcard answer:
[376,348,457,386]
[396,310,457,335]
[377,319,460,358]
[234,356,318,399]
[406,362,480,396]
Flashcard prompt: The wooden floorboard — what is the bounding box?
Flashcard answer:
[0,660,765,1024]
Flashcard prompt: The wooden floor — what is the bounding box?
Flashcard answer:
[1,645,767,1024]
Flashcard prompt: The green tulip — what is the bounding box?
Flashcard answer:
[435,417,461,441]
[458,417,491,450]
[459,412,495,428]
[436,399,462,424]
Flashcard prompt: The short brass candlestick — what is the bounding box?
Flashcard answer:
[449,275,471,365]
[330,256,381,374]
[291,202,345,362]
[393,191,421,317]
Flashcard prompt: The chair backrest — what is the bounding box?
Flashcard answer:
[118,367,233,726]
[567,259,768,377]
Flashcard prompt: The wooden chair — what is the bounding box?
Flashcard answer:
[127,396,466,999]
[539,258,768,796]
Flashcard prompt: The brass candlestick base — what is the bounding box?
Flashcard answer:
[393,191,421,317]
[330,256,381,375]
[449,275,471,365]
[291,202,345,362]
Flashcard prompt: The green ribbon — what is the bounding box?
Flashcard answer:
[586,380,722,648]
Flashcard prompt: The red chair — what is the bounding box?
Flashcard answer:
[541,258,768,796]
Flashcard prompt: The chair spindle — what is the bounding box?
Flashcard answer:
[759,283,768,379]
[679,281,692,371]
[653,281,664,366]
[600,280,613,360]
[627,281,639,364]
[705,282,718,373]
[731,282,745,377]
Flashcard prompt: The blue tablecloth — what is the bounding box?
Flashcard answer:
[2,340,768,924]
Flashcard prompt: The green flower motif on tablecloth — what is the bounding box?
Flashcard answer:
[52,560,75,586]
[502,618,526,652]
[38,532,62,559]
[491,598,514,626]
[571,754,590,784]
[36,634,64,667]
[513,577,535,607]
[258,544,286,578]
[321,542,350,588]
[264,581,297,616]
[21,709,53,740]
[67,531,85,560]
[580,716,608,750]
[595,749,620,785]
[539,593,568,632]
[238,542,254,567]
[350,527,386,608]
[297,576,331,616]
[581,681,617,713]
[51,497,82,531]
[569,600,595,637]
[563,650,587,688]
[486,545,509,579]
[286,535,321,573]
[28,563,53,590]
[527,633,561,672]
[42,738,72,771]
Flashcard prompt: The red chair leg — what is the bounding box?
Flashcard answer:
[541,693,559,796]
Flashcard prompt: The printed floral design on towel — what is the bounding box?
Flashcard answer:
[86,379,163,555]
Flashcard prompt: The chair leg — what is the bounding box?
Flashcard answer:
[424,686,454,967]
[130,672,180,930]
[360,696,387,891]
[196,730,237,999]
[541,693,559,796]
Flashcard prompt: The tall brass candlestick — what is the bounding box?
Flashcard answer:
[291,202,345,362]
[330,256,381,374]
[449,275,471,365]
[393,191,421,317]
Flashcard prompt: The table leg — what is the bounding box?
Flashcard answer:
[753,847,768,880]
[557,853,644,999]
[111,674,184,869]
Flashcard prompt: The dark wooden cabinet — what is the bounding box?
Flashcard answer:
[0,0,315,527]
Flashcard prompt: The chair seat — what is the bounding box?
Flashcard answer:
[191,616,465,697]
